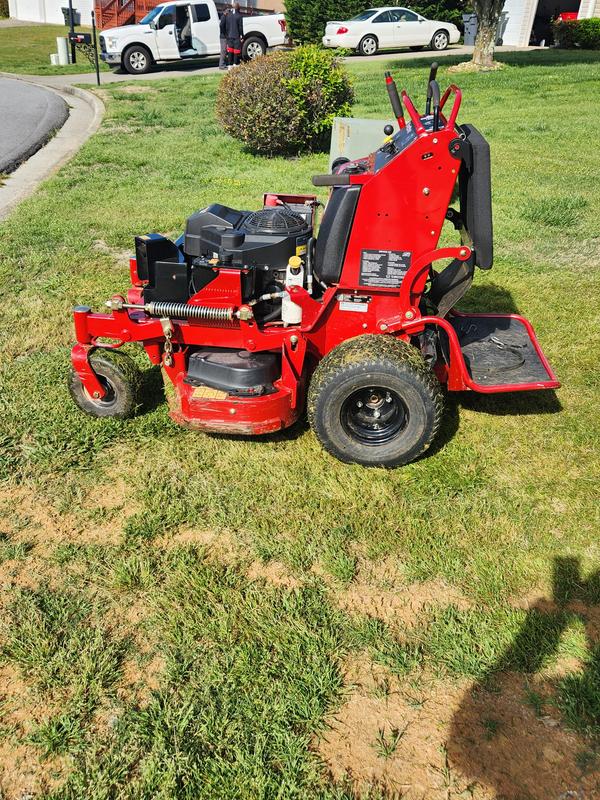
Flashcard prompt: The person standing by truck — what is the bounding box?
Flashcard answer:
[219,7,229,70]
[226,2,244,68]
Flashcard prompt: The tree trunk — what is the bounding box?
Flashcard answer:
[472,0,505,69]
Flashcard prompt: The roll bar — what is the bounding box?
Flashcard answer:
[439,84,463,129]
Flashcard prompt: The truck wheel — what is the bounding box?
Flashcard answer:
[123,44,152,74]
[242,36,266,60]
[358,35,378,56]
[430,30,449,51]
[307,335,443,467]
[69,350,142,419]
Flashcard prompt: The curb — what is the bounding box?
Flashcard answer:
[0,80,69,175]
[0,73,105,221]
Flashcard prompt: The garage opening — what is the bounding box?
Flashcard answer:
[530,0,581,44]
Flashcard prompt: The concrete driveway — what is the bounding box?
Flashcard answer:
[0,77,69,174]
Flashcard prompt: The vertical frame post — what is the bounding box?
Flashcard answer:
[91,10,101,86]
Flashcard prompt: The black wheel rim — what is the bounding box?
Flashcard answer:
[83,375,117,408]
[341,386,408,446]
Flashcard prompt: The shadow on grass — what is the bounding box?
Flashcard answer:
[373,48,600,72]
[138,364,167,415]
[460,387,562,416]
[448,557,600,797]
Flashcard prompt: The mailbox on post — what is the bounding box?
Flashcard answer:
[68,32,92,45]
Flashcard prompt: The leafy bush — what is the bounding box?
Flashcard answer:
[216,46,353,155]
[285,0,470,46]
[575,18,600,48]
[0,0,9,18]
[553,18,600,49]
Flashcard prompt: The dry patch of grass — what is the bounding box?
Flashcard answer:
[317,654,597,799]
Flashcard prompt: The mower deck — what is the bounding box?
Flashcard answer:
[450,313,559,391]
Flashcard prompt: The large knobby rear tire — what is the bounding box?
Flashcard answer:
[69,350,142,420]
[307,335,443,467]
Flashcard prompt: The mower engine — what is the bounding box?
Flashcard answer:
[69,64,559,468]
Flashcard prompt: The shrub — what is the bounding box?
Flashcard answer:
[0,0,9,18]
[552,17,600,49]
[216,46,353,155]
[575,18,600,48]
[285,0,470,46]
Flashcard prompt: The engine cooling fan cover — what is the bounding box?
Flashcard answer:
[244,207,309,236]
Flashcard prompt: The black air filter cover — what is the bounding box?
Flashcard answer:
[244,207,308,235]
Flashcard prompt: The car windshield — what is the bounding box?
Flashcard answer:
[140,6,163,24]
[350,9,378,21]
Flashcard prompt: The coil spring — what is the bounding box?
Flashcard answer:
[147,302,234,323]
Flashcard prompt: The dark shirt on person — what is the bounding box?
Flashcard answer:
[225,10,244,40]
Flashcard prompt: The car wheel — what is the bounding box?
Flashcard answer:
[358,35,378,56]
[123,45,152,75]
[242,36,266,60]
[308,335,443,467]
[430,30,449,51]
[69,350,142,419]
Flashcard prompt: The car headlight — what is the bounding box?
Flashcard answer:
[107,37,118,50]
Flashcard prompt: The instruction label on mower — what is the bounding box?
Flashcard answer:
[359,249,411,288]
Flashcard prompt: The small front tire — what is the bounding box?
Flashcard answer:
[430,30,449,51]
[69,350,142,420]
[358,35,378,56]
[123,45,152,74]
[308,335,443,467]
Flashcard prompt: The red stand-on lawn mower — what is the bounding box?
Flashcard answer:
[69,64,559,467]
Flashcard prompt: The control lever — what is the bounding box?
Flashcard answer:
[425,62,439,115]
[384,71,406,130]
[429,79,441,132]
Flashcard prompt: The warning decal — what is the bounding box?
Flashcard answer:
[359,249,411,288]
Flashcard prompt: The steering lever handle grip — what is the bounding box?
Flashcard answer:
[425,62,439,114]
[384,71,406,129]
[429,79,441,131]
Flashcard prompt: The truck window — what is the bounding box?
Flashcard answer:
[140,5,163,24]
[193,3,210,22]
[158,4,177,28]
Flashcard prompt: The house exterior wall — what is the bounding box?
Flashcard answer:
[501,0,538,46]
[9,0,93,24]
[578,0,600,17]
[7,0,283,25]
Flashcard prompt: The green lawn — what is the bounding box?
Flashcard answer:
[0,51,599,798]
[0,24,106,75]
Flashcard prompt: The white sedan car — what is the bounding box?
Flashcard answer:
[323,7,461,56]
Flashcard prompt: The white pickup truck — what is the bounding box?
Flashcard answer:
[99,0,289,74]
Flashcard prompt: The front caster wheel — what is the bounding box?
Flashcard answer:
[307,335,443,467]
[69,350,142,419]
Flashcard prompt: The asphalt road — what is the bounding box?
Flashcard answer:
[0,77,69,174]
